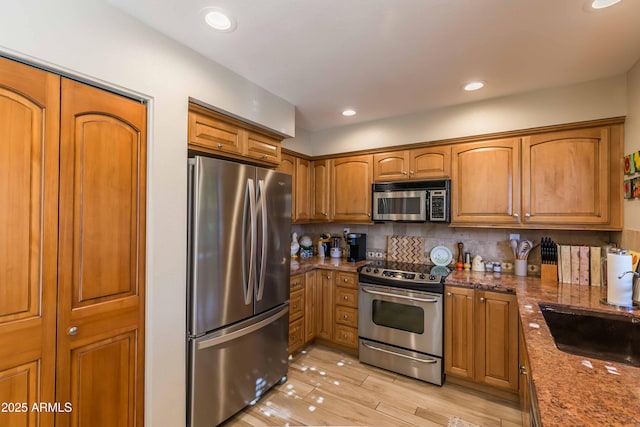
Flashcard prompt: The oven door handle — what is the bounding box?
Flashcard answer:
[361,288,439,303]
[362,342,438,364]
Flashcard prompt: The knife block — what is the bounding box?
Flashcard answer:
[541,264,558,282]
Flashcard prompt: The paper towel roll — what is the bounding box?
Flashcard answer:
[607,252,633,306]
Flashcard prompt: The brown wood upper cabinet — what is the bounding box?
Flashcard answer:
[331,155,373,223]
[278,152,310,223]
[311,159,331,221]
[451,138,521,225]
[451,125,623,229]
[373,146,451,181]
[188,103,282,166]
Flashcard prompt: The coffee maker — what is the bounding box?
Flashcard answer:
[347,233,367,262]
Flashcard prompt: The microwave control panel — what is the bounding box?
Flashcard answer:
[428,190,447,222]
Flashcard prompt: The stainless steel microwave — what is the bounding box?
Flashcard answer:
[372,179,450,222]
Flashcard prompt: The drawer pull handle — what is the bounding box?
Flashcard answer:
[362,342,438,364]
[362,287,438,303]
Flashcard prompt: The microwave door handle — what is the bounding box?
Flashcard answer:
[361,287,439,303]
[256,179,267,301]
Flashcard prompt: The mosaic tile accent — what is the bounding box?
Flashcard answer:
[387,235,425,264]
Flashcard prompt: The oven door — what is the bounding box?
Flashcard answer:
[358,283,442,356]
[372,190,426,221]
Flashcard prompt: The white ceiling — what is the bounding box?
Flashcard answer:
[107,0,640,132]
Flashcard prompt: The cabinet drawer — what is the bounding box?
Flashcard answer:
[188,112,243,155]
[334,324,358,348]
[290,289,304,321]
[335,306,358,328]
[246,131,281,165]
[290,273,304,292]
[289,318,304,353]
[335,271,357,289]
[335,286,358,308]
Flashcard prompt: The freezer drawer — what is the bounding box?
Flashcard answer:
[188,305,289,426]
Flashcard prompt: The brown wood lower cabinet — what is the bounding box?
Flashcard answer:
[288,269,359,354]
[445,285,519,394]
[0,57,146,427]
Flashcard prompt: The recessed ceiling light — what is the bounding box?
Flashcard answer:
[591,0,621,9]
[342,109,356,117]
[202,8,236,32]
[464,81,485,91]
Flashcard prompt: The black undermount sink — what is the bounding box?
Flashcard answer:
[538,303,640,367]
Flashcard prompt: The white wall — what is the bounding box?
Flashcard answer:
[0,2,294,427]
[625,58,640,231]
[286,76,627,156]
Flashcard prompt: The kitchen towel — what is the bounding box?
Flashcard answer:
[387,235,425,264]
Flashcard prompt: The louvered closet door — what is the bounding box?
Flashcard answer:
[0,57,59,427]
[56,78,146,427]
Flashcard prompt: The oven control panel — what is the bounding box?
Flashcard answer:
[360,266,441,285]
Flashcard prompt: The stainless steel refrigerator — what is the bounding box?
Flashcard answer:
[187,156,291,426]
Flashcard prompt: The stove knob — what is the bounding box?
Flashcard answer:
[365,268,371,273]
[429,275,436,281]
[419,274,426,280]
[373,269,379,274]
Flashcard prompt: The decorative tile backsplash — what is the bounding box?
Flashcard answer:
[387,235,425,263]
[293,222,617,266]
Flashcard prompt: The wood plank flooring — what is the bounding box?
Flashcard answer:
[221,344,522,427]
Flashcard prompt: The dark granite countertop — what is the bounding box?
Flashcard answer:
[445,270,640,426]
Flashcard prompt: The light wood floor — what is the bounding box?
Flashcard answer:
[222,344,522,427]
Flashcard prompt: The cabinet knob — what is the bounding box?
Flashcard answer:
[343,278,348,282]
[217,143,223,149]
[409,170,414,175]
[519,365,528,375]
[513,213,519,218]
[525,213,531,218]
[326,275,331,279]
[367,213,371,217]
[479,297,486,302]
[343,315,348,319]
[402,171,408,175]
[343,296,349,300]
[68,326,79,336]
[447,292,452,296]
[293,305,297,309]
[262,155,268,159]
[323,212,328,216]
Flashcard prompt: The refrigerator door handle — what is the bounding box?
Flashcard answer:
[196,305,289,350]
[256,179,268,301]
[242,178,256,305]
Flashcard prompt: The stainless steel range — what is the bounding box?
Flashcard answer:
[358,261,447,385]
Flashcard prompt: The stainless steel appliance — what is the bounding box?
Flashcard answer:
[347,233,367,262]
[358,261,446,385]
[187,156,291,426]
[372,180,450,223]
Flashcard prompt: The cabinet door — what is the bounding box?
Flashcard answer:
[315,270,334,340]
[410,146,451,179]
[519,324,532,426]
[295,158,311,221]
[56,79,146,427]
[278,153,296,221]
[304,271,317,343]
[311,159,331,221]
[373,151,410,181]
[522,128,609,225]
[331,155,373,223]
[188,110,243,155]
[0,57,59,427]
[444,286,475,380]
[476,290,519,391]
[246,130,282,165]
[451,138,520,224]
